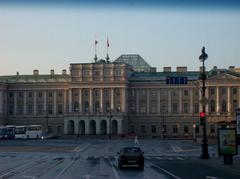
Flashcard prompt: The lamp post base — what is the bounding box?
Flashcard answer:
[200,143,210,159]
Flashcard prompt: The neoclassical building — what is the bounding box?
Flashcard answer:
[0,55,240,138]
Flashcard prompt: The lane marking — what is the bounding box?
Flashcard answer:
[108,158,120,179]
[55,143,90,179]
[0,157,47,178]
[176,157,184,160]
[150,163,181,179]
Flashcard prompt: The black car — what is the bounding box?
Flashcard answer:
[117,147,144,170]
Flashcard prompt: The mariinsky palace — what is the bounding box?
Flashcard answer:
[0,54,240,138]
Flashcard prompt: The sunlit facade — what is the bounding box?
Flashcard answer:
[0,56,240,138]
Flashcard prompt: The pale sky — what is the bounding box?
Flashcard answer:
[1,1,240,75]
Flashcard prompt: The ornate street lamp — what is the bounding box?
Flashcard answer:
[199,47,210,159]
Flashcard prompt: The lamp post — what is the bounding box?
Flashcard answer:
[199,47,210,159]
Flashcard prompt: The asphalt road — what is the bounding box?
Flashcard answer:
[0,139,239,179]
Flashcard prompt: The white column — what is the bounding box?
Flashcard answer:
[168,89,171,113]
[68,89,72,113]
[136,89,139,113]
[64,90,67,113]
[157,89,161,114]
[100,88,103,112]
[14,91,17,115]
[23,91,27,115]
[190,88,193,113]
[0,91,3,114]
[43,91,47,113]
[53,91,57,115]
[117,119,122,134]
[121,88,126,113]
[179,89,182,113]
[89,88,93,113]
[33,91,37,115]
[227,87,231,113]
[146,89,150,114]
[111,88,114,110]
[216,87,220,113]
[79,88,82,113]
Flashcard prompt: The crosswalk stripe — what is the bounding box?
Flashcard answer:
[176,157,184,160]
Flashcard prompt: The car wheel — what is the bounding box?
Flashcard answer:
[139,164,144,170]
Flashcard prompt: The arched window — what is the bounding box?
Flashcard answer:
[210,100,215,112]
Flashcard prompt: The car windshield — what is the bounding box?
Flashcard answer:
[124,148,141,153]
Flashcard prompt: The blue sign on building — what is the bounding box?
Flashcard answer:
[166,77,188,85]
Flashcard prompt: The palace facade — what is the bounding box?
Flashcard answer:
[0,55,240,138]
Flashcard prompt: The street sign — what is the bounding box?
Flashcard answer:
[218,128,238,156]
[166,77,188,85]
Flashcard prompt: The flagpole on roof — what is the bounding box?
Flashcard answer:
[94,38,98,62]
[106,36,110,63]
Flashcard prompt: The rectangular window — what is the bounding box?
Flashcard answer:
[57,104,63,114]
[184,125,189,134]
[210,125,215,133]
[83,70,89,76]
[173,103,178,113]
[183,103,189,113]
[194,103,199,113]
[140,106,146,113]
[184,90,188,96]
[48,92,53,97]
[221,88,226,95]
[114,69,121,76]
[141,125,146,133]
[104,69,111,76]
[9,92,13,98]
[151,125,157,133]
[58,92,63,97]
[210,88,215,95]
[232,88,238,95]
[173,125,178,134]
[18,92,23,98]
[38,92,42,98]
[28,92,33,98]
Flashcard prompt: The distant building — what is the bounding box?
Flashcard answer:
[0,56,240,138]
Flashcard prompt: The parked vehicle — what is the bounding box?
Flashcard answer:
[15,125,43,139]
[26,125,43,139]
[0,127,7,139]
[15,126,27,139]
[117,147,144,170]
[6,125,16,139]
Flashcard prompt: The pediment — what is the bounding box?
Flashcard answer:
[208,72,240,80]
